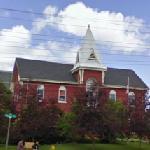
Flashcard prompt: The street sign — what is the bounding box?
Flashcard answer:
[4,113,16,119]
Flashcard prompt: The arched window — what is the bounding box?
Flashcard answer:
[86,78,98,107]
[86,78,97,92]
[58,86,66,103]
[37,85,44,102]
[109,90,116,101]
[128,92,135,106]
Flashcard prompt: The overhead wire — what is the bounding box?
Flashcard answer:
[1,7,150,28]
[0,7,150,67]
[1,35,150,50]
[1,15,150,35]
[0,44,150,59]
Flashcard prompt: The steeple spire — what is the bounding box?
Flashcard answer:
[72,25,106,72]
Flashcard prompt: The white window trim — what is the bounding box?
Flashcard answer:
[128,91,135,105]
[128,91,135,96]
[109,90,116,101]
[37,84,44,102]
[102,71,105,85]
[58,86,67,103]
[86,78,97,92]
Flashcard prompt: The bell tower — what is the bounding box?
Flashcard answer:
[72,25,107,85]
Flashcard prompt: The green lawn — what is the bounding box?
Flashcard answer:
[0,143,150,150]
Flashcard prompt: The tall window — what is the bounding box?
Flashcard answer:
[58,86,66,103]
[128,92,135,106]
[37,85,44,102]
[86,78,98,107]
[86,78,97,92]
[109,90,116,101]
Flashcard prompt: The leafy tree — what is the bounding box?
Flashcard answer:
[70,95,127,143]
[145,111,150,143]
[127,92,147,147]
[57,112,76,142]
[0,81,12,113]
[0,81,12,143]
[101,100,128,143]
[10,98,62,144]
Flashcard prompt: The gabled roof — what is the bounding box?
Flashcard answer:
[15,58,148,89]
[16,58,76,83]
[0,71,12,88]
[104,68,148,89]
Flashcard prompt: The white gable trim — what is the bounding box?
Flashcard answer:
[72,66,107,73]
[21,78,78,84]
[104,84,148,90]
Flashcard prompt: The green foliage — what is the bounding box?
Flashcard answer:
[0,81,12,113]
[70,99,128,143]
[101,100,128,143]
[57,112,76,141]
[0,81,12,144]
[10,99,63,144]
[145,111,150,143]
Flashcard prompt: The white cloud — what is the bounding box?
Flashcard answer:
[1,2,149,71]
[30,40,79,63]
[57,2,146,52]
[0,25,31,70]
[0,25,78,71]
[32,5,58,33]
[32,2,148,53]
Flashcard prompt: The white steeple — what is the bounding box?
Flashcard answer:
[72,25,106,72]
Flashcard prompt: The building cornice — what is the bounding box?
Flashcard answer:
[72,66,107,74]
[103,84,148,91]
[21,78,78,85]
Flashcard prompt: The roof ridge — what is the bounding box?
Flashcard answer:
[0,70,12,73]
[107,67,134,71]
[16,57,74,66]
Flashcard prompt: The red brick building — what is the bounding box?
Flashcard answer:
[11,25,148,112]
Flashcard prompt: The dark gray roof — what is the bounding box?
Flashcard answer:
[0,71,12,88]
[16,58,76,83]
[104,68,148,89]
[15,58,148,89]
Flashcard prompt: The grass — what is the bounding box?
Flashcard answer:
[0,142,150,150]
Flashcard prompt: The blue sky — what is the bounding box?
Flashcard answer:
[0,0,150,88]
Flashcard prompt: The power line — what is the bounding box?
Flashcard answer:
[1,7,150,29]
[0,8,150,67]
[0,7,150,51]
[1,26,150,49]
[0,54,149,62]
[1,15,150,35]
[0,55,150,66]
[0,44,150,58]
[1,36,150,50]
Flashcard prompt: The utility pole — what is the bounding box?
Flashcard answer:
[4,113,16,150]
[5,117,11,150]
